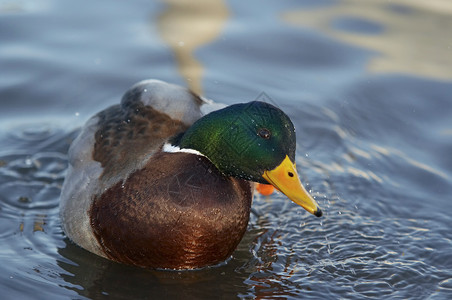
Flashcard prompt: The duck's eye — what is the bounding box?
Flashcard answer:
[258,128,271,139]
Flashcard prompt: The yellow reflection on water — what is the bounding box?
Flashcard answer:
[283,0,452,81]
[157,0,228,94]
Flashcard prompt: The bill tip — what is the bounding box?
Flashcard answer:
[314,208,323,217]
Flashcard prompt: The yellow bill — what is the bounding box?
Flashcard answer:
[263,155,322,217]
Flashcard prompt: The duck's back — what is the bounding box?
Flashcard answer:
[60,80,227,260]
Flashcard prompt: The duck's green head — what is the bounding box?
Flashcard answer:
[177,101,322,217]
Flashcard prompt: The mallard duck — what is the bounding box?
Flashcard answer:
[60,79,322,270]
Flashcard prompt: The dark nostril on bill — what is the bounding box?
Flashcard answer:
[288,172,294,177]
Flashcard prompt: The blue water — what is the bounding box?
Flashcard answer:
[1,0,452,299]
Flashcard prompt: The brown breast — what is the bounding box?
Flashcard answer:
[89,151,253,269]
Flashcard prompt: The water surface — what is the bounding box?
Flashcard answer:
[1,0,452,299]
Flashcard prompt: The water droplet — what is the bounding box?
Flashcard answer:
[325,236,332,254]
